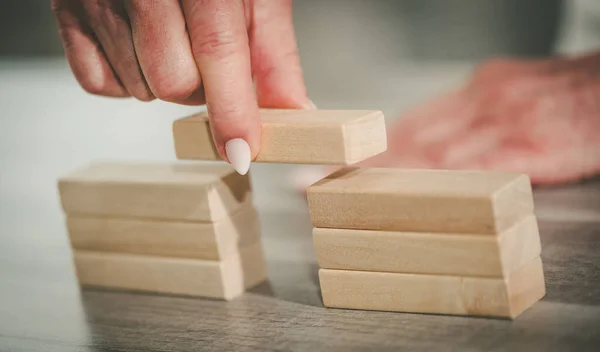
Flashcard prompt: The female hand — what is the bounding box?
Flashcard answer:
[360,52,600,185]
[51,0,313,174]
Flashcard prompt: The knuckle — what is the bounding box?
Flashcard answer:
[152,79,200,102]
[192,27,243,59]
[83,0,127,29]
[81,0,104,17]
[192,0,238,12]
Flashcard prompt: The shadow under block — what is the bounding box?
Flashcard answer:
[313,214,541,277]
[307,167,534,234]
[319,257,546,319]
[67,205,261,260]
[58,161,251,222]
[172,109,387,164]
[73,243,267,300]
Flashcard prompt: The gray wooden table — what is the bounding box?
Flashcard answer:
[1,176,600,351]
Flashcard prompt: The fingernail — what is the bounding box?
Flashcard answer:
[225,138,251,175]
[303,99,317,110]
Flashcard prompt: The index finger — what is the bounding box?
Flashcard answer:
[182,0,260,175]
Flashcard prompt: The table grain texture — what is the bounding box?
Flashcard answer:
[1,178,600,351]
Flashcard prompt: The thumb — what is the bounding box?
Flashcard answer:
[250,0,313,109]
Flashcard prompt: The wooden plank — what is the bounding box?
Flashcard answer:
[66,205,261,260]
[319,256,546,319]
[314,214,541,277]
[73,243,267,300]
[307,167,534,234]
[58,161,252,222]
[172,109,387,164]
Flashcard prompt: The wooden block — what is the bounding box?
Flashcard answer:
[314,214,541,277]
[73,243,267,300]
[172,109,387,164]
[66,205,261,260]
[307,167,534,234]
[58,161,251,222]
[319,257,546,319]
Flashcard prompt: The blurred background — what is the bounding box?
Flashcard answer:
[1,2,600,348]
[1,0,600,245]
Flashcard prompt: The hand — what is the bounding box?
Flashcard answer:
[51,0,313,174]
[359,53,600,185]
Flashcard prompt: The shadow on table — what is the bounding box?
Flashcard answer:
[248,261,323,308]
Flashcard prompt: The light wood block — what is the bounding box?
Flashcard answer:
[172,109,387,164]
[66,205,261,260]
[58,161,251,222]
[319,257,546,319]
[73,243,267,300]
[307,167,534,234]
[313,214,541,277]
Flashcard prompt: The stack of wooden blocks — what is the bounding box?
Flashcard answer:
[307,167,546,319]
[58,161,267,300]
[57,108,547,318]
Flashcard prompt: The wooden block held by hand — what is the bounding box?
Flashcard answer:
[73,243,267,300]
[67,205,261,260]
[319,257,546,319]
[307,167,534,234]
[58,161,251,222]
[313,214,541,277]
[172,109,387,164]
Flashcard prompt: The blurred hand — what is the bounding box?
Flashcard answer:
[359,53,600,185]
[51,0,312,173]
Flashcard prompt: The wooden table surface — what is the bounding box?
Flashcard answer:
[2,60,600,351]
[1,175,600,352]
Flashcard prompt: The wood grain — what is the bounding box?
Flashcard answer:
[307,167,534,234]
[58,161,252,222]
[319,256,546,319]
[73,243,267,300]
[172,109,387,164]
[2,212,600,351]
[66,205,261,260]
[313,214,541,277]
